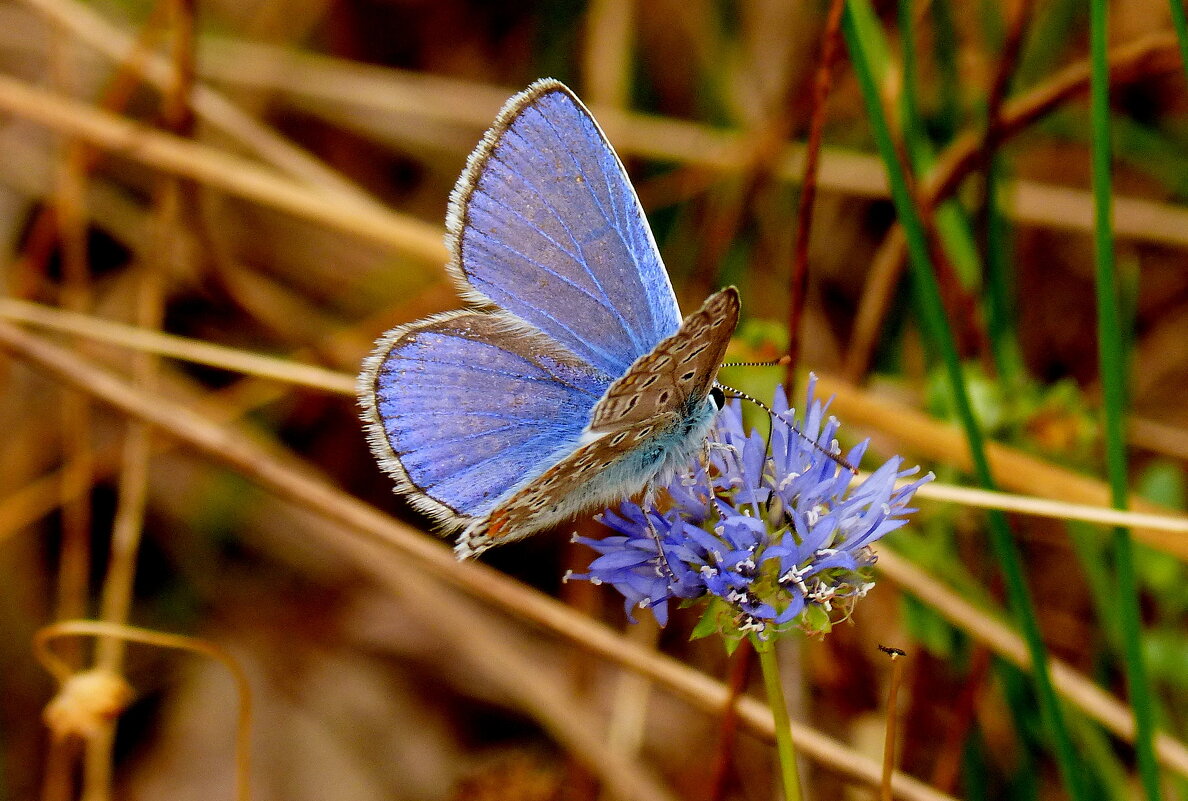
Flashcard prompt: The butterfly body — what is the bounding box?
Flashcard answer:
[359,79,739,557]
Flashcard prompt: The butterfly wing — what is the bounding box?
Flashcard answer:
[359,310,610,530]
[363,80,737,557]
[455,415,680,558]
[447,79,682,377]
[589,287,739,431]
[456,288,740,558]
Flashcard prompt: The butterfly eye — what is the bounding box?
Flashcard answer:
[710,386,726,410]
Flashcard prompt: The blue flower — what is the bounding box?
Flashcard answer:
[566,375,932,638]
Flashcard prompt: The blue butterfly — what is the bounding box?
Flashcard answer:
[359,79,739,558]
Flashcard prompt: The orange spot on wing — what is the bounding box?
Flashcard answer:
[487,511,508,539]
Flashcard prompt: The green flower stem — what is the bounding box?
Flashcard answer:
[754,637,802,801]
[842,4,1088,800]
[1090,1,1163,798]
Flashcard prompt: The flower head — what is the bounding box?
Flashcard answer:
[567,375,932,639]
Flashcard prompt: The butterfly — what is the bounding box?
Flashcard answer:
[358,79,739,558]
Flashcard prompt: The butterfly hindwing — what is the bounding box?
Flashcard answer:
[455,414,681,558]
[359,310,611,529]
[447,79,682,377]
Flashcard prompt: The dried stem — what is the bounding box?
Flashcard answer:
[85,2,193,795]
[43,23,93,801]
[48,11,92,667]
[879,648,906,801]
[0,299,356,392]
[36,620,254,801]
[93,0,187,670]
[0,72,447,261]
[928,647,992,793]
[980,0,1036,179]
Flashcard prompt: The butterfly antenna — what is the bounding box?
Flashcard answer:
[716,382,859,475]
[720,354,793,369]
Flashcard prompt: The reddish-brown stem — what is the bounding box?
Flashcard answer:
[928,647,993,793]
[880,647,907,801]
[975,0,1036,365]
[706,640,755,801]
[786,0,847,391]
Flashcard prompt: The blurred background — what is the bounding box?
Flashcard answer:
[0,0,1187,799]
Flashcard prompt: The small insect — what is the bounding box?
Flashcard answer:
[358,80,739,558]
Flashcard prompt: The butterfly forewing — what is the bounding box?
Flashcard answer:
[447,79,682,377]
[589,287,739,431]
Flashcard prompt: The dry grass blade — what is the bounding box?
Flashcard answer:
[0,73,446,262]
[5,320,1188,789]
[20,0,384,209]
[1128,416,1188,462]
[875,550,1188,776]
[5,301,1185,541]
[191,37,1188,249]
[815,374,1188,560]
[0,299,356,394]
[912,481,1188,534]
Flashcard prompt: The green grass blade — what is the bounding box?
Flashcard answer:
[1089,1,1163,798]
[1066,520,1123,650]
[982,155,1024,385]
[929,0,962,142]
[898,0,925,156]
[849,0,981,287]
[842,4,1089,798]
[1168,0,1188,91]
[1016,0,1083,89]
